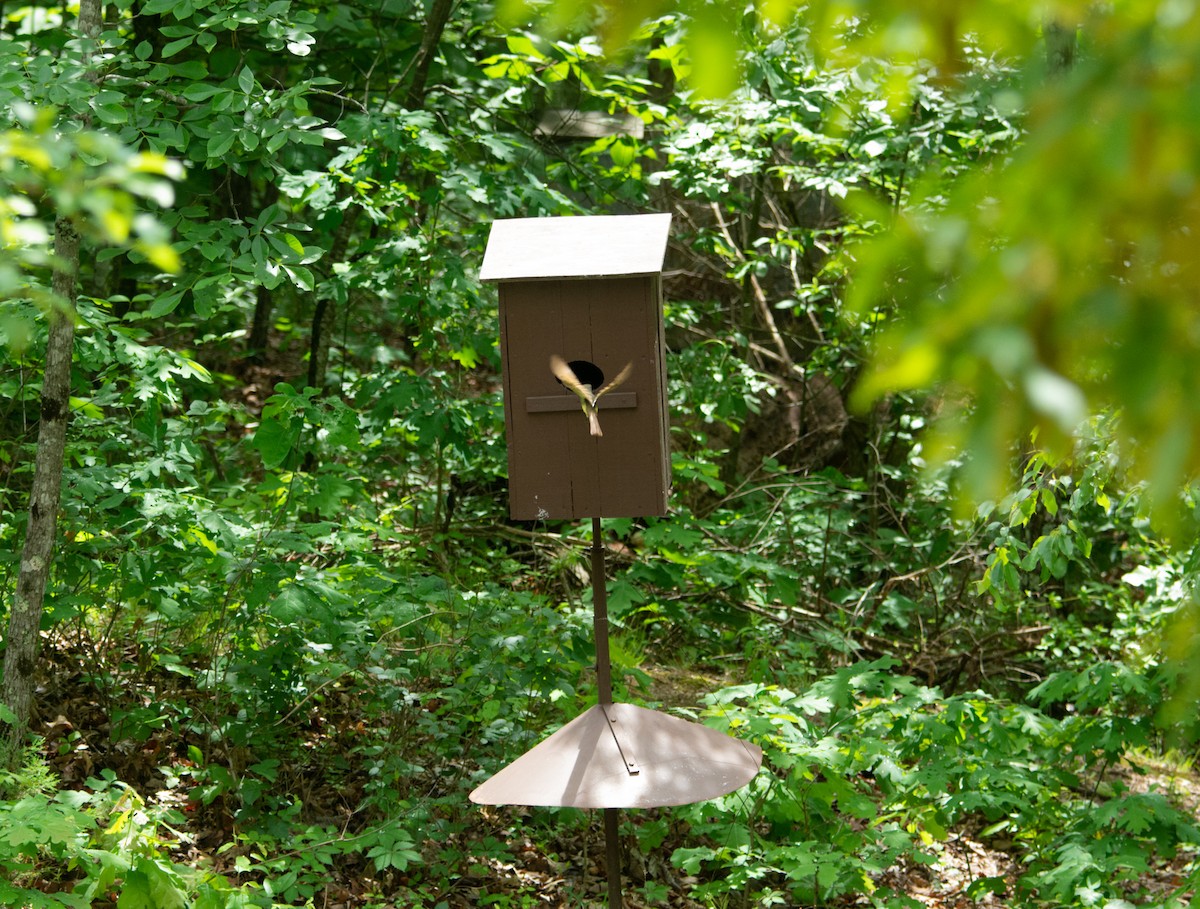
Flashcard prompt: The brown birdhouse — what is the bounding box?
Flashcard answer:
[480,213,672,520]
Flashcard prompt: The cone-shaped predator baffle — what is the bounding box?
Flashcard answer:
[469,702,762,809]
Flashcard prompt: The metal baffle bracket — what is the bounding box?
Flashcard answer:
[601,703,640,776]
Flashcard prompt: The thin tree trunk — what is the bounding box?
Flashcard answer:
[405,0,455,109]
[307,295,335,392]
[305,205,361,393]
[247,283,273,363]
[1045,20,1077,75]
[245,180,279,363]
[2,220,80,752]
[2,0,98,760]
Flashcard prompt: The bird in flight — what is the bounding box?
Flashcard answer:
[550,355,633,437]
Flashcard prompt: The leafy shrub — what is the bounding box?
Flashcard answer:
[0,744,254,909]
[672,659,1199,908]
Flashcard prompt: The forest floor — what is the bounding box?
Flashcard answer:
[472,736,1200,909]
[27,647,1200,908]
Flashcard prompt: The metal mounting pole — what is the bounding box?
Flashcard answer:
[591,517,623,909]
[591,517,613,705]
[604,807,622,909]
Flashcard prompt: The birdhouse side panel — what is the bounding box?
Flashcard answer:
[652,274,672,508]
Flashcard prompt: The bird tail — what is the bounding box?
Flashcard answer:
[588,408,603,437]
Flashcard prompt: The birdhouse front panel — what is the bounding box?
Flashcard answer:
[499,276,670,520]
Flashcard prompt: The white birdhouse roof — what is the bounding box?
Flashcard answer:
[479,213,671,282]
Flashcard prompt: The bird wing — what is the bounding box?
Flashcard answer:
[594,361,633,400]
[550,354,595,404]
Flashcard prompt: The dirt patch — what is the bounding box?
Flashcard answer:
[642,665,735,710]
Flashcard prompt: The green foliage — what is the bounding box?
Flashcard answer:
[838,6,1200,516]
[0,105,181,350]
[0,732,56,801]
[0,757,252,908]
[677,660,1199,908]
[4,0,1200,906]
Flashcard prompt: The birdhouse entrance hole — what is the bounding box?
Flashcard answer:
[560,359,603,389]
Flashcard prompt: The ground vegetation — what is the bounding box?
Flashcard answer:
[2,1,1199,907]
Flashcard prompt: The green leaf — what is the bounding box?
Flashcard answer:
[284,264,315,291]
[1042,488,1058,516]
[286,29,315,56]
[283,232,304,255]
[94,103,128,125]
[253,416,301,469]
[479,699,501,722]
[166,60,208,80]
[368,839,421,872]
[966,876,1008,899]
[311,473,356,516]
[449,346,478,368]
[147,288,185,317]
[504,34,542,59]
[116,869,153,908]
[672,846,717,875]
[323,400,360,450]
[161,36,194,57]
[238,66,255,94]
[182,83,221,101]
[861,138,887,157]
[206,132,236,158]
[141,858,187,909]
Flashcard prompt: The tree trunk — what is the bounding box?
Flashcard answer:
[305,204,362,394]
[405,0,455,109]
[247,283,274,363]
[245,179,279,363]
[2,0,98,761]
[2,219,80,754]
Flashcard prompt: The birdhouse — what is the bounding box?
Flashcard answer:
[480,213,672,521]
